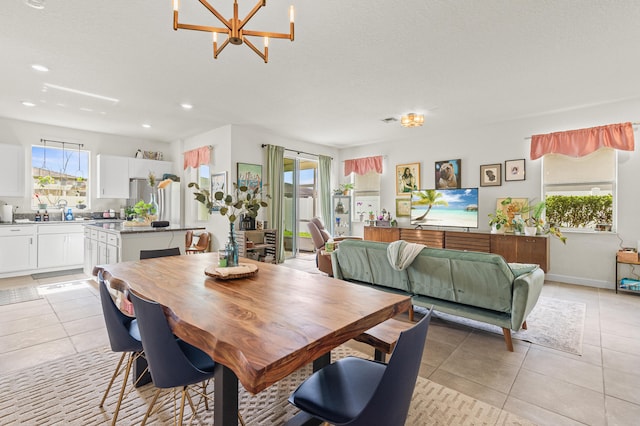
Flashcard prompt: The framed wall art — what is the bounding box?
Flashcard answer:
[396,163,420,195]
[480,163,501,187]
[505,159,526,181]
[435,159,461,189]
[237,163,262,192]
[395,198,411,217]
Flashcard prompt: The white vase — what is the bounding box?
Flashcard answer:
[524,226,537,236]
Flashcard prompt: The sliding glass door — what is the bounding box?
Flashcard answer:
[283,156,318,259]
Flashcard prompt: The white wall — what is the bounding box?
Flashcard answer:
[338,98,640,289]
[0,117,171,214]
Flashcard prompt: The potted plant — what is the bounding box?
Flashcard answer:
[334,183,354,195]
[76,200,87,209]
[523,201,567,244]
[488,209,508,234]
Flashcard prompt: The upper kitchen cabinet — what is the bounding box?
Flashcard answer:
[0,144,25,197]
[129,158,173,180]
[96,154,130,199]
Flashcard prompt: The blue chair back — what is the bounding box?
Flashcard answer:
[352,310,432,425]
[129,291,215,389]
[139,247,181,259]
[98,271,143,353]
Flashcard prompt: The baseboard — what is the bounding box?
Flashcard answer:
[545,273,614,290]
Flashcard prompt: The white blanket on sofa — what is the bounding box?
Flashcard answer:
[387,240,427,271]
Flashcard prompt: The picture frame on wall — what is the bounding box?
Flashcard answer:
[237,163,262,192]
[505,159,526,181]
[395,198,411,217]
[210,172,227,211]
[480,163,501,187]
[435,159,461,189]
[396,163,420,195]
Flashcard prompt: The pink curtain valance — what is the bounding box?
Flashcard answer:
[183,146,211,170]
[530,122,635,160]
[344,155,383,176]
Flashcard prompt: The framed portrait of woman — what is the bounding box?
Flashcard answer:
[396,163,420,195]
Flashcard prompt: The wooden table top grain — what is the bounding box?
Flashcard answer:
[99,253,411,395]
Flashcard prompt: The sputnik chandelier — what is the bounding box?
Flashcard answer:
[172,0,294,63]
[400,113,425,128]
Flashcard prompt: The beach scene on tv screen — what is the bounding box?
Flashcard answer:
[411,188,478,228]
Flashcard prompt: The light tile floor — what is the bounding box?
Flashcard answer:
[1,265,639,425]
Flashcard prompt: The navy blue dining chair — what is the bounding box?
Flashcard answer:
[288,309,432,425]
[97,271,146,426]
[129,291,244,425]
[139,247,181,259]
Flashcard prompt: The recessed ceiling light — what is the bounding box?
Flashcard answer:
[142,124,151,128]
[180,103,193,110]
[31,64,49,72]
[21,101,36,107]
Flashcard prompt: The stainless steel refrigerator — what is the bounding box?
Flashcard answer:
[128,178,182,226]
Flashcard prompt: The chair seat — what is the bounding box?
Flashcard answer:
[177,339,216,373]
[289,357,385,424]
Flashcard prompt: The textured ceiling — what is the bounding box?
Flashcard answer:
[1,0,639,147]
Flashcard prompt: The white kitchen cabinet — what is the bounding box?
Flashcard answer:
[97,154,130,199]
[0,143,25,197]
[129,158,173,180]
[0,226,36,273]
[87,228,119,274]
[37,224,85,269]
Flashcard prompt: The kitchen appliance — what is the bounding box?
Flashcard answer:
[1,205,13,223]
[129,178,182,226]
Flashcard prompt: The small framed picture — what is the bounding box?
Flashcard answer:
[396,163,420,195]
[435,159,461,189]
[505,159,526,181]
[210,172,227,211]
[396,198,411,217]
[237,163,262,192]
[480,163,501,187]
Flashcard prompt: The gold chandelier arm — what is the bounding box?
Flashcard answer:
[238,0,266,31]
[214,37,231,59]
[176,23,230,34]
[243,30,292,40]
[198,0,232,30]
[243,37,267,63]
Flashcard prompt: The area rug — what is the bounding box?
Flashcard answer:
[428,296,586,355]
[0,346,535,425]
[0,286,42,306]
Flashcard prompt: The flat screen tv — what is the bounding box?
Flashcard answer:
[410,188,479,228]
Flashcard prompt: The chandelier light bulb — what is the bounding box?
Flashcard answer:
[289,5,295,23]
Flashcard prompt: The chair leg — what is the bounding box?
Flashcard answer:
[110,352,136,426]
[502,327,514,352]
[100,352,126,408]
[141,388,162,426]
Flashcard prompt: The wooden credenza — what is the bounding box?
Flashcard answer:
[363,227,550,272]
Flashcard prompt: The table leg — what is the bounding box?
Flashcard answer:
[214,364,239,426]
[313,351,331,372]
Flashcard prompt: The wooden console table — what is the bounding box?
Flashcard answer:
[364,227,550,272]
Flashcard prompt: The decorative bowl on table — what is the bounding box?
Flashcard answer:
[204,263,258,280]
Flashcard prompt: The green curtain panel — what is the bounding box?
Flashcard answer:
[266,145,285,263]
[319,155,332,226]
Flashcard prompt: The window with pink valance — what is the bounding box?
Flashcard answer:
[183,146,211,170]
[530,122,635,160]
[344,155,383,176]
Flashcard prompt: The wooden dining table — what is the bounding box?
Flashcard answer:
[98,253,411,425]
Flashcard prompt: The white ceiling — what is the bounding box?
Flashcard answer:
[1,0,640,148]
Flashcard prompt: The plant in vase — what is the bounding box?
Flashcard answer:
[188,182,269,266]
[333,183,354,195]
[132,200,155,222]
[488,209,508,233]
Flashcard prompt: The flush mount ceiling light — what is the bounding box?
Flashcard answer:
[25,0,45,9]
[172,0,294,63]
[400,113,425,128]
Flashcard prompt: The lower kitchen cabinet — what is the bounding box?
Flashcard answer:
[0,226,37,273]
[37,224,85,269]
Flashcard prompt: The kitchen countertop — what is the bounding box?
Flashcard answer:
[0,219,120,226]
[84,222,204,234]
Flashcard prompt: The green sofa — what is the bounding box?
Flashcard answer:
[331,239,545,351]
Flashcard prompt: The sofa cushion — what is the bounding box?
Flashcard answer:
[408,248,515,313]
[508,263,539,278]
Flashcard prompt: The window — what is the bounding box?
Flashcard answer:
[542,148,616,231]
[32,145,89,210]
[352,171,380,222]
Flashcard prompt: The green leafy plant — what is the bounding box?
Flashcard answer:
[334,183,354,194]
[133,200,155,218]
[521,200,567,244]
[488,209,508,230]
[188,182,269,223]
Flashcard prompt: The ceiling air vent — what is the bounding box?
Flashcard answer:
[380,117,398,124]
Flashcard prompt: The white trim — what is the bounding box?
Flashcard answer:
[545,273,613,290]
